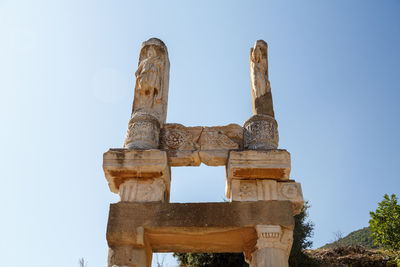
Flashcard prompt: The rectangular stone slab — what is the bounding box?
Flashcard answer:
[226,150,291,198]
[103,149,169,193]
[107,201,294,253]
[160,123,243,166]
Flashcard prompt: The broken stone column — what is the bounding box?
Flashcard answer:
[244,40,279,150]
[124,38,170,150]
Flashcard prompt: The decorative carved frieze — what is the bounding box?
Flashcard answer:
[124,112,160,150]
[231,180,303,215]
[119,178,167,202]
[160,123,243,166]
[244,114,279,150]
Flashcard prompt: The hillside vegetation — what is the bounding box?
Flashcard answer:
[321,227,379,249]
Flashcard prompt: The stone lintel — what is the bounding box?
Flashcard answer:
[226,150,291,198]
[106,201,294,253]
[160,123,243,166]
[103,149,169,194]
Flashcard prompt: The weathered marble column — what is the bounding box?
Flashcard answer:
[247,225,293,267]
[124,38,170,150]
[244,40,279,150]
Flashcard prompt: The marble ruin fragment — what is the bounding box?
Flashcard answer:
[124,38,170,150]
[102,38,304,267]
[245,40,279,150]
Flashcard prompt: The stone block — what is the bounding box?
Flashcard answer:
[231,180,304,215]
[106,201,294,254]
[119,178,169,202]
[226,150,291,198]
[103,149,170,199]
[160,123,243,166]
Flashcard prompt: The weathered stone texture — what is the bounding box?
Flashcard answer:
[244,114,279,150]
[102,38,306,267]
[103,149,170,202]
[231,180,304,215]
[160,123,243,166]
[124,38,170,150]
[226,150,291,198]
[249,40,274,117]
[106,201,294,254]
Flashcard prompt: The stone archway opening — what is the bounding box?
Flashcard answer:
[169,165,227,203]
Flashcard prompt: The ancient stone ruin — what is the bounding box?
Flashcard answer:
[103,38,304,267]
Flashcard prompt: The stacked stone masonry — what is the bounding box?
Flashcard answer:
[103,38,304,267]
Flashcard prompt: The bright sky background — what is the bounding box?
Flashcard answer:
[1,0,399,266]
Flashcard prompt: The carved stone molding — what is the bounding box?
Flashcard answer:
[231,180,304,215]
[119,178,168,202]
[124,112,160,150]
[160,123,243,166]
[103,149,170,196]
[255,225,293,256]
[226,150,291,198]
[244,114,279,150]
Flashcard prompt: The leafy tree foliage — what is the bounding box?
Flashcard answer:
[173,252,248,267]
[289,201,316,267]
[369,194,400,251]
[174,202,315,267]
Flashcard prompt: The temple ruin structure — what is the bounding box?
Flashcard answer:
[103,38,304,267]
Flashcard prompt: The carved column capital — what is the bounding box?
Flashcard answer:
[255,225,293,256]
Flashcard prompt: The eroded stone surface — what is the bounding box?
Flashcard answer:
[226,150,291,198]
[124,112,160,150]
[244,114,279,150]
[104,38,305,267]
[246,225,293,267]
[255,225,293,255]
[231,180,304,215]
[106,201,294,252]
[124,38,170,150]
[119,178,168,202]
[160,123,243,166]
[132,38,170,124]
[249,40,274,117]
[103,149,170,196]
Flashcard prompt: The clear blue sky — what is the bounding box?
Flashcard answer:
[1,0,399,266]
